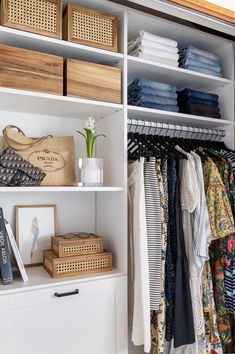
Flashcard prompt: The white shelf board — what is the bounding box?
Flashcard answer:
[128,56,233,91]
[0,186,124,193]
[0,26,123,65]
[0,266,125,295]
[0,87,123,119]
[128,105,234,127]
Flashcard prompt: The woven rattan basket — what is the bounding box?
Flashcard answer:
[0,0,62,39]
[43,250,112,278]
[63,4,118,52]
[51,233,104,257]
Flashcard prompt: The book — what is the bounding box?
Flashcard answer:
[5,219,28,282]
[0,207,13,285]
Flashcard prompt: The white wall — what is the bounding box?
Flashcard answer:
[205,0,235,11]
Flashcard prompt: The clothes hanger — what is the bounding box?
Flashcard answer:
[161,125,188,159]
[134,122,161,157]
[179,126,196,152]
[192,128,208,162]
[129,122,157,160]
[138,123,162,158]
[149,123,175,158]
[202,129,222,161]
[213,129,234,152]
[171,125,192,153]
[128,135,152,160]
[151,123,185,160]
[128,121,149,160]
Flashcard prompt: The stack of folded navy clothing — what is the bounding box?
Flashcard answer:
[177,88,220,118]
[179,45,222,77]
[128,78,178,112]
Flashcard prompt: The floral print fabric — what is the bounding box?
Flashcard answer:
[202,261,223,354]
[151,160,168,354]
[209,235,235,345]
[202,156,235,352]
[202,157,235,240]
[213,155,235,214]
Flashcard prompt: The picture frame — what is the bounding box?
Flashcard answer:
[16,205,57,267]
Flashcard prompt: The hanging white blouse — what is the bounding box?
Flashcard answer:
[177,149,205,333]
[190,152,211,266]
[128,158,151,353]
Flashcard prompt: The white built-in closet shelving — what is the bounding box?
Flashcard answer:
[0,0,234,352]
[0,0,128,297]
[126,7,235,135]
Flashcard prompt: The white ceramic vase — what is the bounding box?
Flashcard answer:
[79,158,103,187]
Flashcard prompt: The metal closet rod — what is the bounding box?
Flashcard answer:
[128,118,226,138]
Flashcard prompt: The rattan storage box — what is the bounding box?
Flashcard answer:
[63,4,118,52]
[65,59,122,103]
[51,233,104,257]
[43,250,112,278]
[0,0,62,39]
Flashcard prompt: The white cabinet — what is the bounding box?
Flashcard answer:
[0,1,233,354]
[1,276,127,354]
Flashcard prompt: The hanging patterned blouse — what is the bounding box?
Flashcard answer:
[202,158,235,240]
[151,160,168,354]
[219,150,235,216]
[212,153,235,215]
[202,261,223,354]
[209,235,234,345]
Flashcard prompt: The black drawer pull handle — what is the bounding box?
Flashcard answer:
[54,289,79,298]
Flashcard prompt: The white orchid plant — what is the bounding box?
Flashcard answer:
[77,117,106,158]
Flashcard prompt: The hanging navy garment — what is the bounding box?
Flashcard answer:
[165,159,177,341]
[174,164,195,348]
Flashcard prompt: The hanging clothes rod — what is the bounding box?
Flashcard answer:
[128,119,226,139]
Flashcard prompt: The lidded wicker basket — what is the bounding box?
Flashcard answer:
[43,250,112,278]
[63,4,118,52]
[51,233,104,257]
[0,0,62,39]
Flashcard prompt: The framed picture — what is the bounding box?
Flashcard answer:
[16,205,57,267]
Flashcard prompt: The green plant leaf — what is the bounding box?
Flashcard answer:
[76,131,86,140]
[77,128,104,158]
[90,134,106,158]
[93,134,106,141]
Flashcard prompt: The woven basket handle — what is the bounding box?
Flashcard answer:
[3,125,52,151]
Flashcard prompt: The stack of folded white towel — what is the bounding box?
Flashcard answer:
[128,30,179,67]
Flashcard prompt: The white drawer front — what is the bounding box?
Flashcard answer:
[7,278,117,354]
[8,278,116,310]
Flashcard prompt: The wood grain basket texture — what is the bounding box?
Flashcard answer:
[65,59,122,104]
[63,4,118,52]
[0,44,63,95]
[51,234,104,258]
[43,250,112,278]
[0,0,62,38]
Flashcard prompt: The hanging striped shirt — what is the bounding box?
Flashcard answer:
[144,157,162,311]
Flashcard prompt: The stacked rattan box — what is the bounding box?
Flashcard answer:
[0,1,118,52]
[63,3,118,52]
[0,0,62,38]
[43,233,112,278]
